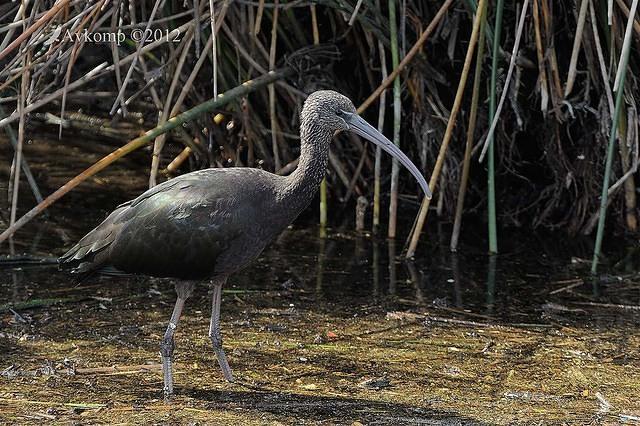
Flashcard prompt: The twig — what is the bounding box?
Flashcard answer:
[573,301,640,311]
[548,279,584,294]
[0,297,83,313]
[0,398,105,410]
[75,364,162,375]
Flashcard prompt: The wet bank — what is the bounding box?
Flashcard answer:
[1,223,640,424]
[1,133,640,424]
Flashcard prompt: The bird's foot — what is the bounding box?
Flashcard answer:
[223,369,234,383]
[163,386,174,403]
[215,353,234,382]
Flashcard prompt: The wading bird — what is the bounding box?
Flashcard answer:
[59,90,431,399]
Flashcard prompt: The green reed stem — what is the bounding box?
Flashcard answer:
[487,0,504,254]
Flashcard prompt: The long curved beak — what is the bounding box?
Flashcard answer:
[344,112,432,199]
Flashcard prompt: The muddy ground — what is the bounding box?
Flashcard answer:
[1,132,640,424]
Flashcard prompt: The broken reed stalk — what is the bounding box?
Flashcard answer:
[356,0,454,114]
[387,0,401,239]
[0,69,293,244]
[486,0,505,254]
[373,35,388,235]
[450,0,487,252]
[591,0,638,274]
[405,0,487,258]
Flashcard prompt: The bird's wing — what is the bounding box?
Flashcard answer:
[58,202,131,273]
[61,169,270,279]
[58,177,188,273]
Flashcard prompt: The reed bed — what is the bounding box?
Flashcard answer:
[0,1,638,269]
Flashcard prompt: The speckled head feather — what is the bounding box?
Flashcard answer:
[301,90,357,138]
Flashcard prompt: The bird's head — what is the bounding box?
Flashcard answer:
[302,90,432,199]
[302,90,357,135]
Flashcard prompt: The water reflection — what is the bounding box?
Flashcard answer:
[387,239,397,296]
[372,240,380,301]
[315,237,326,300]
[1,224,639,328]
[450,254,463,308]
[486,255,497,316]
[405,261,425,305]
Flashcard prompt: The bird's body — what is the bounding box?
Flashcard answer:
[60,166,323,280]
[58,90,430,399]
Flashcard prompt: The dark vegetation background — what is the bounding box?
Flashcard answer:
[0,0,638,250]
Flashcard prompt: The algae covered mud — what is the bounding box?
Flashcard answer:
[1,219,640,424]
[0,133,639,425]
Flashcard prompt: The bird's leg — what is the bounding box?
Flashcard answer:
[209,278,234,382]
[160,282,195,400]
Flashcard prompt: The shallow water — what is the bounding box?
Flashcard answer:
[1,133,640,424]
[2,216,640,424]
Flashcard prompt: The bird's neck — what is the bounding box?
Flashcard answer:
[282,121,331,213]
